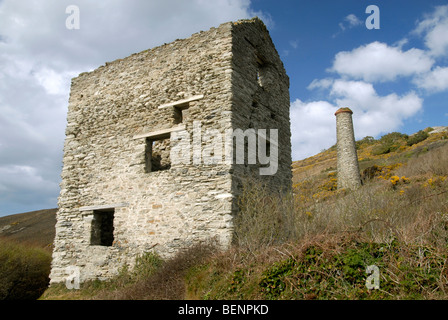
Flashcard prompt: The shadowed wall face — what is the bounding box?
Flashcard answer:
[335,108,361,190]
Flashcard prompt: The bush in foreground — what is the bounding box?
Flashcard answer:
[0,240,51,300]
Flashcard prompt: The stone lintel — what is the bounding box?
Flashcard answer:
[133,124,186,140]
[157,94,204,109]
[79,203,129,212]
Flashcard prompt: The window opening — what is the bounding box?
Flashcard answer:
[90,209,115,246]
[173,106,183,124]
[145,135,171,173]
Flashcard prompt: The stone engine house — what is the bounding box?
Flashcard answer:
[50,18,292,284]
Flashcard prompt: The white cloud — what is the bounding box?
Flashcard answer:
[0,0,256,69]
[330,42,434,82]
[295,5,448,161]
[345,14,362,27]
[282,39,299,56]
[334,13,362,37]
[414,66,448,92]
[295,80,424,160]
[338,13,362,31]
[414,5,448,57]
[290,99,338,160]
[34,67,77,96]
[425,21,448,57]
[393,38,409,48]
[289,39,299,49]
[329,80,423,137]
[250,8,274,29]
[307,78,334,90]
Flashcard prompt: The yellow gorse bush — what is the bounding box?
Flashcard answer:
[390,175,400,186]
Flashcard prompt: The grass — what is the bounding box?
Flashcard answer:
[42,243,216,300]
[185,235,448,300]
[189,132,448,300]
[7,127,448,300]
[43,138,448,300]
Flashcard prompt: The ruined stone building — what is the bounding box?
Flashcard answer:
[50,18,292,284]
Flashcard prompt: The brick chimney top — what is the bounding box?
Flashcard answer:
[335,107,353,116]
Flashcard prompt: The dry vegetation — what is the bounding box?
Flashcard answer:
[184,132,448,300]
[8,128,448,300]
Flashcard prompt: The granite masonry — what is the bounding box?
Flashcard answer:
[50,18,292,284]
[335,107,361,190]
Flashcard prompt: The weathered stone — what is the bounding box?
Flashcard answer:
[335,108,361,190]
[50,18,292,285]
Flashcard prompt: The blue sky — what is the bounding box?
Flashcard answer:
[256,0,448,160]
[0,0,447,215]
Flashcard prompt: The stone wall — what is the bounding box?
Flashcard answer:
[230,20,292,192]
[50,18,291,284]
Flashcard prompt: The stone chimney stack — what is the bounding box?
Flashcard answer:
[335,107,361,190]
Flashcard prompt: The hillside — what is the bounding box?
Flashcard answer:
[2,126,446,250]
[0,209,57,250]
[292,126,448,207]
[2,125,448,300]
[40,125,448,300]
[293,126,448,181]
[0,209,56,300]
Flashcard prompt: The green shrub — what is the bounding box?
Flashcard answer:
[356,136,376,149]
[380,132,408,144]
[371,132,409,155]
[372,143,398,155]
[0,240,51,300]
[259,258,296,299]
[132,252,164,280]
[407,130,429,146]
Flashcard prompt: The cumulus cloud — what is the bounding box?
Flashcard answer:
[291,5,448,162]
[290,99,338,160]
[330,80,423,137]
[0,0,256,69]
[414,66,448,92]
[408,5,448,92]
[414,5,448,57]
[330,41,434,82]
[0,0,258,215]
[292,80,423,160]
